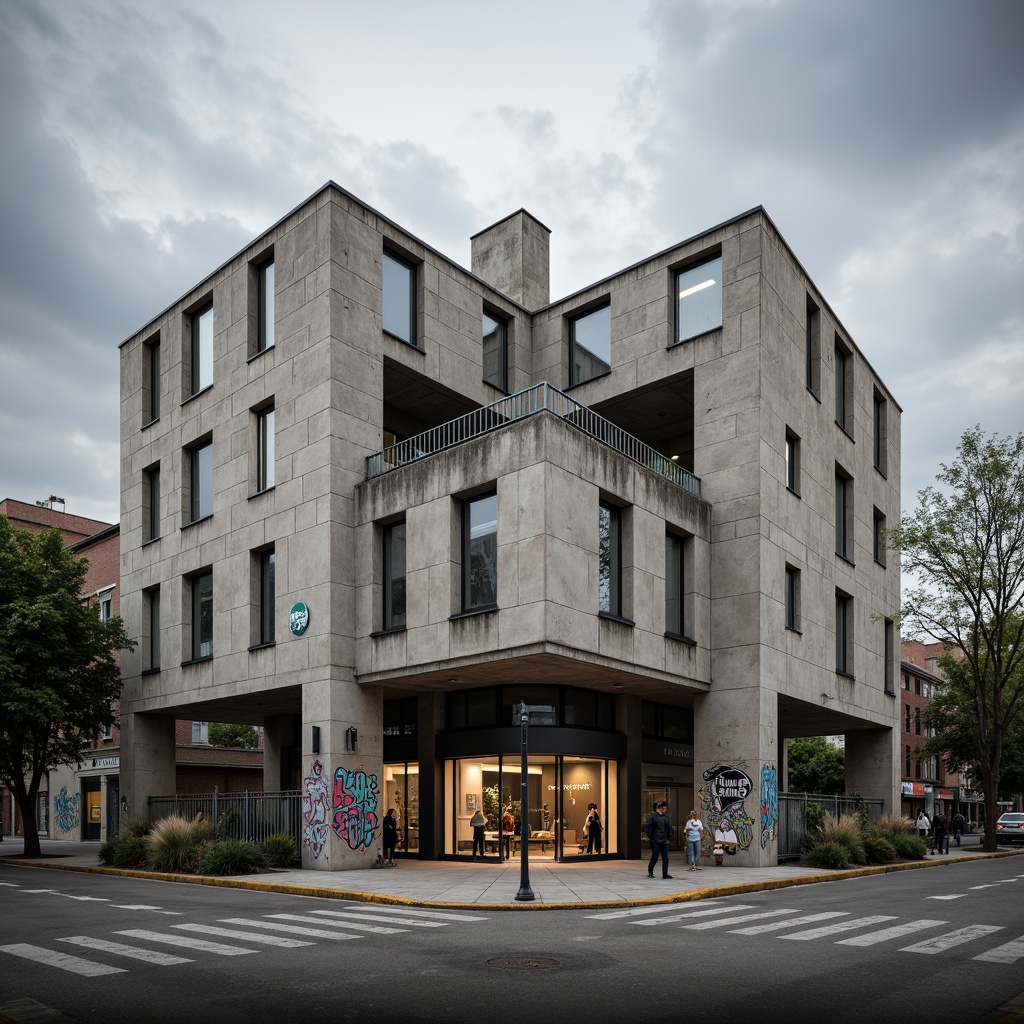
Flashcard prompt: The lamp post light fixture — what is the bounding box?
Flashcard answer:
[514,701,555,902]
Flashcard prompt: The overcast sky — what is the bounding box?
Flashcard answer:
[1,0,1022,530]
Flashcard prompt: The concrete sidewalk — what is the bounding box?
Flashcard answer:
[2,834,1015,909]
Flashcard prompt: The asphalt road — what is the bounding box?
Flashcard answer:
[2,858,1023,1024]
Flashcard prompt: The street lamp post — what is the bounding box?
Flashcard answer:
[514,702,555,902]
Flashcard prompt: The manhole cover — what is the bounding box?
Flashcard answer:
[486,956,562,972]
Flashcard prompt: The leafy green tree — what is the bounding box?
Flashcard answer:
[207,722,258,748]
[0,518,133,857]
[786,736,845,795]
[889,428,1024,850]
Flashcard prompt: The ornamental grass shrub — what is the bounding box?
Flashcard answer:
[822,813,867,865]
[802,809,928,869]
[197,839,267,876]
[805,841,849,869]
[99,819,152,867]
[260,832,298,868]
[146,814,211,873]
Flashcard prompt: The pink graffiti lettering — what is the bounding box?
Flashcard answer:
[332,767,380,850]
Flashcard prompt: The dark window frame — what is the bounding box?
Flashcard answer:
[665,532,685,638]
[190,301,214,396]
[805,296,821,398]
[144,464,160,542]
[461,492,498,613]
[674,254,723,344]
[188,440,214,524]
[599,501,622,618]
[144,334,160,424]
[383,520,407,630]
[382,250,418,347]
[873,390,888,476]
[785,564,800,632]
[835,466,853,561]
[258,548,275,646]
[835,590,852,676]
[569,302,612,387]
[785,429,800,494]
[482,307,509,392]
[190,570,213,662]
[256,405,275,493]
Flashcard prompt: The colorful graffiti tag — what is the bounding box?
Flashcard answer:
[332,766,380,850]
[301,760,330,859]
[699,762,754,855]
[54,786,80,834]
[760,762,778,848]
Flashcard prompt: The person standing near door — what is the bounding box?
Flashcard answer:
[585,803,603,854]
[684,809,706,871]
[645,801,674,879]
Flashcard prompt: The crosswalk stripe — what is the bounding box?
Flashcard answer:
[266,914,406,935]
[836,920,947,946]
[0,943,125,976]
[973,935,1024,964]
[217,918,362,941]
[682,910,800,931]
[341,905,487,922]
[114,929,258,956]
[58,936,192,965]
[780,916,898,940]
[300,910,446,929]
[588,900,730,920]
[172,924,314,948]
[900,924,1004,954]
[730,912,850,935]
[633,905,758,927]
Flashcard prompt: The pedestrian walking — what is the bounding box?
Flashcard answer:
[951,811,966,847]
[501,807,515,860]
[916,811,930,840]
[382,807,399,866]
[470,807,486,860]
[932,809,949,854]
[585,804,603,854]
[645,801,675,879]
[683,809,706,871]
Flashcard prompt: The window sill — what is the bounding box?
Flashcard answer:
[249,486,275,500]
[181,656,213,668]
[383,330,424,353]
[785,626,802,636]
[665,631,697,646]
[806,386,821,404]
[142,416,160,431]
[873,557,887,569]
[835,553,855,568]
[874,464,888,480]
[248,641,276,652]
[835,670,855,681]
[142,536,160,548]
[141,667,161,676]
[786,485,801,498]
[835,422,855,443]
[181,384,214,406]
[599,611,635,628]
[671,325,722,348]
[884,689,896,698]
[566,368,612,391]
[247,345,275,364]
[371,625,407,637]
[450,605,498,621]
[181,514,213,531]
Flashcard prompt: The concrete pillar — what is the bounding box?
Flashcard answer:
[300,677,383,871]
[418,693,443,860]
[262,714,292,792]
[470,210,550,310]
[119,712,176,824]
[845,727,898,815]
[617,695,644,859]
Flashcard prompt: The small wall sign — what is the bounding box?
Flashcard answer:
[289,601,310,636]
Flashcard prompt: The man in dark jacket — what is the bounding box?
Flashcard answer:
[951,811,966,847]
[932,809,949,855]
[645,801,674,879]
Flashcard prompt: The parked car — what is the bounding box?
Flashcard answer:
[995,812,1024,845]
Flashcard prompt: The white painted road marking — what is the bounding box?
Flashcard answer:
[587,900,729,920]
[0,943,125,976]
[114,929,258,955]
[901,924,1004,954]
[173,924,314,948]
[836,920,947,946]
[342,904,488,922]
[265,913,406,935]
[780,916,898,940]
[217,918,362,941]
[633,905,758,926]
[730,912,850,935]
[59,936,192,965]
[973,934,1024,964]
[682,909,801,930]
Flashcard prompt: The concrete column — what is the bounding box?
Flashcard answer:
[418,693,443,860]
[300,677,383,871]
[617,695,644,859]
[119,712,176,824]
[845,727,898,815]
[262,714,293,792]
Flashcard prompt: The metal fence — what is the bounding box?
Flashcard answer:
[776,792,885,860]
[366,381,702,498]
[148,789,302,847]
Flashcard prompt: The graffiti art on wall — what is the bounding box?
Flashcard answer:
[302,760,330,859]
[760,762,778,848]
[54,786,80,834]
[699,762,755,855]
[332,766,380,850]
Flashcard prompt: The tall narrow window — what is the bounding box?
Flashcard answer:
[835,591,852,675]
[599,502,622,617]
[914,707,921,735]
[569,303,611,386]
[785,565,800,632]
[905,704,911,732]
[190,441,213,522]
[383,251,416,346]
[785,430,800,493]
[805,296,820,397]
[482,309,508,391]
[192,571,213,660]
[257,258,275,353]
[146,586,160,672]
[676,255,723,343]
[144,335,160,423]
[873,508,886,566]
[144,465,160,541]
[884,618,895,695]
[835,338,852,433]
[873,390,888,475]
[190,302,213,395]
[383,521,407,630]
[665,533,684,637]
[99,594,112,621]
[835,467,852,560]
[259,549,275,645]
[257,407,275,492]
[462,494,497,612]
[192,721,209,743]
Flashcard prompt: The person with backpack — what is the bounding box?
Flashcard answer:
[645,801,675,879]
[932,808,949,854]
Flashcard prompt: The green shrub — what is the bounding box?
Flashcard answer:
[822,813,867,864]
[121,818,154,839]
[146,814,211,873]
[212,809,243,841]
[260,832,297,868]
[99,833,150,868]
[806,841,849,869]
[876,813,916,840]
[198,839,267,875]
[862,833,896,863]
[888,831,928,860]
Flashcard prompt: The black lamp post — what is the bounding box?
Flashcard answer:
[514,702,555,902]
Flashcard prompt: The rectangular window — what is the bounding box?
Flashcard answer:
[785,430,800,494]
[146,586,160,672]
[835,591,852,675]
[189,441,213,522]
[191,571,213,660]
[462,493,497,612]
[599,502,622,617]
[835,467,852,560]
[873,508,886,566]
[383,251,416,346]
[190,302,213,395]
[144,335,160,423]
[915,707,921,735]
[805,296,820,397]
[257,257,275,353]
[99,595,112,621]
[383,521,407,630]
[192,721,209,744]
[665,533,684,637]
[257,407,275,492]
[569,303,611,386]
[873,390,888,475]
[914,678,921,695]
[785,565,800,632]
[905,704,911,732]
[676,255,723,343]
[835,337,852,434]
[905,745,911,777]
[482,309,508,391]
[99,722,113,741]
[144,465,160,541]
[259,549,275,645]
[884,618,895,694]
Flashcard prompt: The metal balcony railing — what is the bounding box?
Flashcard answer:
[366,382,701,498]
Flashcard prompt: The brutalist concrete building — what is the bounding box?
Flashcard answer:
[118,182,901,869]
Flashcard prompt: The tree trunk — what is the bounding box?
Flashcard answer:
[12,773,43,858]
[981,764,999,853]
